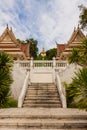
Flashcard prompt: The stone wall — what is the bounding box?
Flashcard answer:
[59,63,82,84]
[11,63,27,100]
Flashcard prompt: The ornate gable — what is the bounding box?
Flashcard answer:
[0,25,17,43]
[56,26,86,60]
[0,25,27,60]
[68,26,85,44]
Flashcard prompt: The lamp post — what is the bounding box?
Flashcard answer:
[41,48,46,60]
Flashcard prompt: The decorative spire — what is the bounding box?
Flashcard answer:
[77,24,80,29]
[10,27,12,31]
[74,27,76,31]
[41,47,46,60]
[6,24,8,29]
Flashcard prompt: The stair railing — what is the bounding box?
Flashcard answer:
[18,72,30,108]
[56,74,67,108]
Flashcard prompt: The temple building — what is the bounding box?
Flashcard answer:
[0,25,30,60]
[56,26,86,60]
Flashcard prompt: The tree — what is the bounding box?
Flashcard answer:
[66,38,87,109]
[17,39,25,44]
[80,38,87,66]
[68,48,80,64]
[66,68,87,109]
[79,5,87,30]
[0,52,13,107]
[0,51,13,72]
[26,38,38,59]
[68,38,87,66]
[46,48,57,60]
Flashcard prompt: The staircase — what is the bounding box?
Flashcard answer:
[0,108,87,130]
[23,83,62,108]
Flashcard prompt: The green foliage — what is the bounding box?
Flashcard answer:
[67,38,87,109]
[17,39,25,44]
[0,97,17,108]
[26,38,38,59]
[79,5,87,30]
[68,48,80,64]
[0,52,13,72]
[80,38,87,65]
[36,54,42,60]
[68,38,87,66]
[0,52,13,108]
[46,48,57,60]
[66,68,87,109]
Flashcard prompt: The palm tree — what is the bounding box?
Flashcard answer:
[0,51,13,72]
[26,38,38,59]
[68,48,80,64]
[0,52,13,107]
[80,38,87,66]
[66,68,87,109]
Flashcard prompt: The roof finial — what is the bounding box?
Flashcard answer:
[7,24,8,29]
[10,27,12,31]
[77,24,80,29]
[74,27,76,31]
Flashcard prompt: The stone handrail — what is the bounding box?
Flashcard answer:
[56,74,67,108]
[56,60,68,68]
[14,60,68,69]
[18,72,30,108]
[19,60,30,68]
[33,60,53,67]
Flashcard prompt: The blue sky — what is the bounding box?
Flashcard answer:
[0,0,87,52]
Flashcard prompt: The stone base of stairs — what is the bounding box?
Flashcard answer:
[23,83,62,108]
[0,108,87,129]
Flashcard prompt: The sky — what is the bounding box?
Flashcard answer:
[0,0,87,52]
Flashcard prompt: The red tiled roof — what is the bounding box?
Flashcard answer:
[21,44,28,52]
[57,44,66,52]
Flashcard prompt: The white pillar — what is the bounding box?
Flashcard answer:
[53,57,56,83]
[30,57,33,69]
[53,57,56,69]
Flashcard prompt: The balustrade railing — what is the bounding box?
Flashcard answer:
[18,72,30,108]
[56,61,67,67]
[33,60,53,67]
[56,74,67,108]
[14,59,68,69]
[19,60,30,68]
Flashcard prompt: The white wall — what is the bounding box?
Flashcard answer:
[59,63,82,84]
[11,63,27,100]
[30,68,55,83]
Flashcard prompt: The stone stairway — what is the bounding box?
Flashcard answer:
[23,83,62,108]
[0,108,87,130]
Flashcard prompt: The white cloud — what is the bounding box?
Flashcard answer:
[0,0,87,52]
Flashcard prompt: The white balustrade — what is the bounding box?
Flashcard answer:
[56,60,67,67]
[14,59,68,70]
[56,74,67,108]
[33,60,53,67]
[18,72,30,108]
[18,60,30,68]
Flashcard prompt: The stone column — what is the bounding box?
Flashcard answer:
[53,57,56,69]
[30,57,33,69]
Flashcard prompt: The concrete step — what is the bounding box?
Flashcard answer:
[0,118,87,129]
[26,91,58,95]
[27,89,58,92]
[29,84,56,86]
[0,128,87,130]
[23,104,62,107]
[25,93,59,96]
[23,83,61,108]
[23,100,61,104]
[0,108,87,129]
[25,97,60,101]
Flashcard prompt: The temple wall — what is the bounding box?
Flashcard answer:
[59,63,82,85]
[11,62,27,100]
